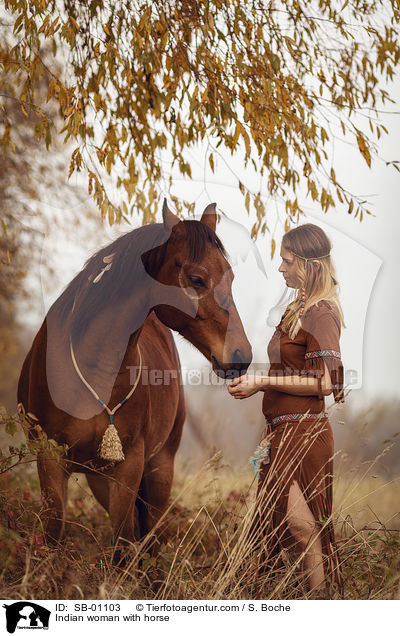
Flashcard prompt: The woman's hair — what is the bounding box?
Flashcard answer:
[280,223,344,338]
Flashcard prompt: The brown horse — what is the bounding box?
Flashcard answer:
[17,200,252,555]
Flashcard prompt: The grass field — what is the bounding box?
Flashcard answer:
[0,445,399,601]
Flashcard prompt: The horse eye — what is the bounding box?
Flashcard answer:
[188,275,205,287]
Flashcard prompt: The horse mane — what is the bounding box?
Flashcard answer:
[52,220,226,342]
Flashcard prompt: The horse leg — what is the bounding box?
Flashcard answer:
[37,450,70,543]
[138,446,176,555]
[138,406,185,554]
[108,438,145,555]
[86,473,110,512]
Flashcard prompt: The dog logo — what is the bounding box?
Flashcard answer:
[3,602,50,633]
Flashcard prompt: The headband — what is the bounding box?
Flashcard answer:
[291,251,330,262]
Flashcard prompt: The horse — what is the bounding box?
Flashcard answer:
[17,200,252,557]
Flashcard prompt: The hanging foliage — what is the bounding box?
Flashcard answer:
[2,0,400,231]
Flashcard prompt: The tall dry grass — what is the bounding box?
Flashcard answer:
[0,435,399,601]
[1,398,400,600]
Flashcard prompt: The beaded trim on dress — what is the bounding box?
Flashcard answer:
[305,349,341,360]
[267,411,328,427]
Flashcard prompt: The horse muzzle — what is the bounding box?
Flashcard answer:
[211,348,252,379]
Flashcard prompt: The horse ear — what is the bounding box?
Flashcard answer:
[163,198,180,231]
[200,202,217,232]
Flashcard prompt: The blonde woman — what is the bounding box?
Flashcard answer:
[228,224,344,598]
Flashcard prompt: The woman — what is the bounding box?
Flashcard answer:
[228,223,344,598]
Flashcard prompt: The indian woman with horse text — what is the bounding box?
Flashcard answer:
[228,223,344,598]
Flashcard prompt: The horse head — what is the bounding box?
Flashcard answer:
[145,200,252,378]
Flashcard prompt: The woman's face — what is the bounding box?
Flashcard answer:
[278,245,301,288]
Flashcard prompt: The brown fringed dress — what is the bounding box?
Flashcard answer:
[256,299,344,593]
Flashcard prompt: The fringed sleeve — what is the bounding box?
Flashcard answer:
[302,302,344,402]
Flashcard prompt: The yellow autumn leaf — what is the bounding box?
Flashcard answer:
[238,122,251,158]
[356,131,371,168]
[70,16,79,31]
[64,104,75,118]
[108,204,115,225]
[336,188,343,203]
[233,123,240,148]
[245,191,250,213]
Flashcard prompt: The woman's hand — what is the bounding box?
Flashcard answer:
[228,374,261,399]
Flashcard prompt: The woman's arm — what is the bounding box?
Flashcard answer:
[228,363,332,399]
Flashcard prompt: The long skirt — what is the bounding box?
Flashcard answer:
[252,416,343,594]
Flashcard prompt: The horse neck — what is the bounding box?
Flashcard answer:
[70,283,149,380]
